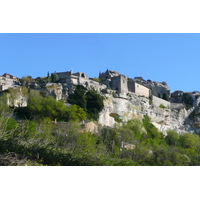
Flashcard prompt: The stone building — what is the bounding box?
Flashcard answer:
[99,70,151,97]
[133,76,170,100]
[0,73,20,92]
[55,70,106,94]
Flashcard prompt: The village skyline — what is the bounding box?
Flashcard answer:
[1,34,200,93]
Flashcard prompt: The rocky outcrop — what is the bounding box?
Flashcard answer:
[40,83,63,101]
[98,92,192,134]
[6,87,27,107]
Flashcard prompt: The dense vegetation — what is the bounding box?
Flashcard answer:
[1,92,200,166]
[182,93,194,110]
[15,90,86,122]
[68,85,104,120]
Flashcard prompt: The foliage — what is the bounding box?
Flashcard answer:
[86,89,104,120]
[68,85,104,121]
[165,130,179,146]
[162,93,169,101]
[142,115,162,139]
[20,76,33,85]
[2,90,200,166]
[182,93,194,110]
[15,91,86,122]
[159,104,167,109]
[51,73,59,83]
[35,77,47,84]
[68,85,87,111]
[92,77,102,83]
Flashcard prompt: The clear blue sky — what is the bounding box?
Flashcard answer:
[0,33,200,92]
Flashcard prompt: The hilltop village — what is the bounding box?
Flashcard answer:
[1,69,200,135]
[0,69,183,104]
[0,69,198,112]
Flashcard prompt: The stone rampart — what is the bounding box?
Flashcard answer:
[135,83,150,98]
[170,103,185,110]
[152,95,170,108]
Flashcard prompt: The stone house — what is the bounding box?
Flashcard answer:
[0,73,20,92]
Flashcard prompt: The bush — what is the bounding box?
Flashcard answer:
[142,115,162,139]
[165,130,179,146]
[162,93,169,101]
[182,93,194,110]
[16,93,86,122]
[159,104,167,109]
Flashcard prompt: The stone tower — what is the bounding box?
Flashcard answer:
[110,75,128,94]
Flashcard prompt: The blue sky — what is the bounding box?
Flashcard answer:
[0,33,200,92]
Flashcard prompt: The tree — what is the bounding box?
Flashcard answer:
[51,73,59,83]
[162,93,169,101]
[68,85,104,120]
[165,130,179,146]
[86,89,104,120]
[20,76,32,85]
[182,93,194,110]
[16,91,86,122]
[180,132,200,149]
[68,85,87,111]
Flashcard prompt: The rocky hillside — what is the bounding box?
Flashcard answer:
[1,70,200,135]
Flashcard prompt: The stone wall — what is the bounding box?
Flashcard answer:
[135,83,150,98]
[110,75,128,94]
[56,71,71,80]
[151,85,170,99]
[127,78,135,93]
[152,95,170,108]
[170,103,185,110]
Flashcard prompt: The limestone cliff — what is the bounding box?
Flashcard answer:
[98,91,193,134]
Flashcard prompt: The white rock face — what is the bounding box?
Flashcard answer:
[98,92,191,134]
[7,87,27,107]
[43,83,63,101]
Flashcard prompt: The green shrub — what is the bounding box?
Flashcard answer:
[16,94,86,122]
[159,104,167,109]
[162,93,169,101]
[182,93,194,110]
